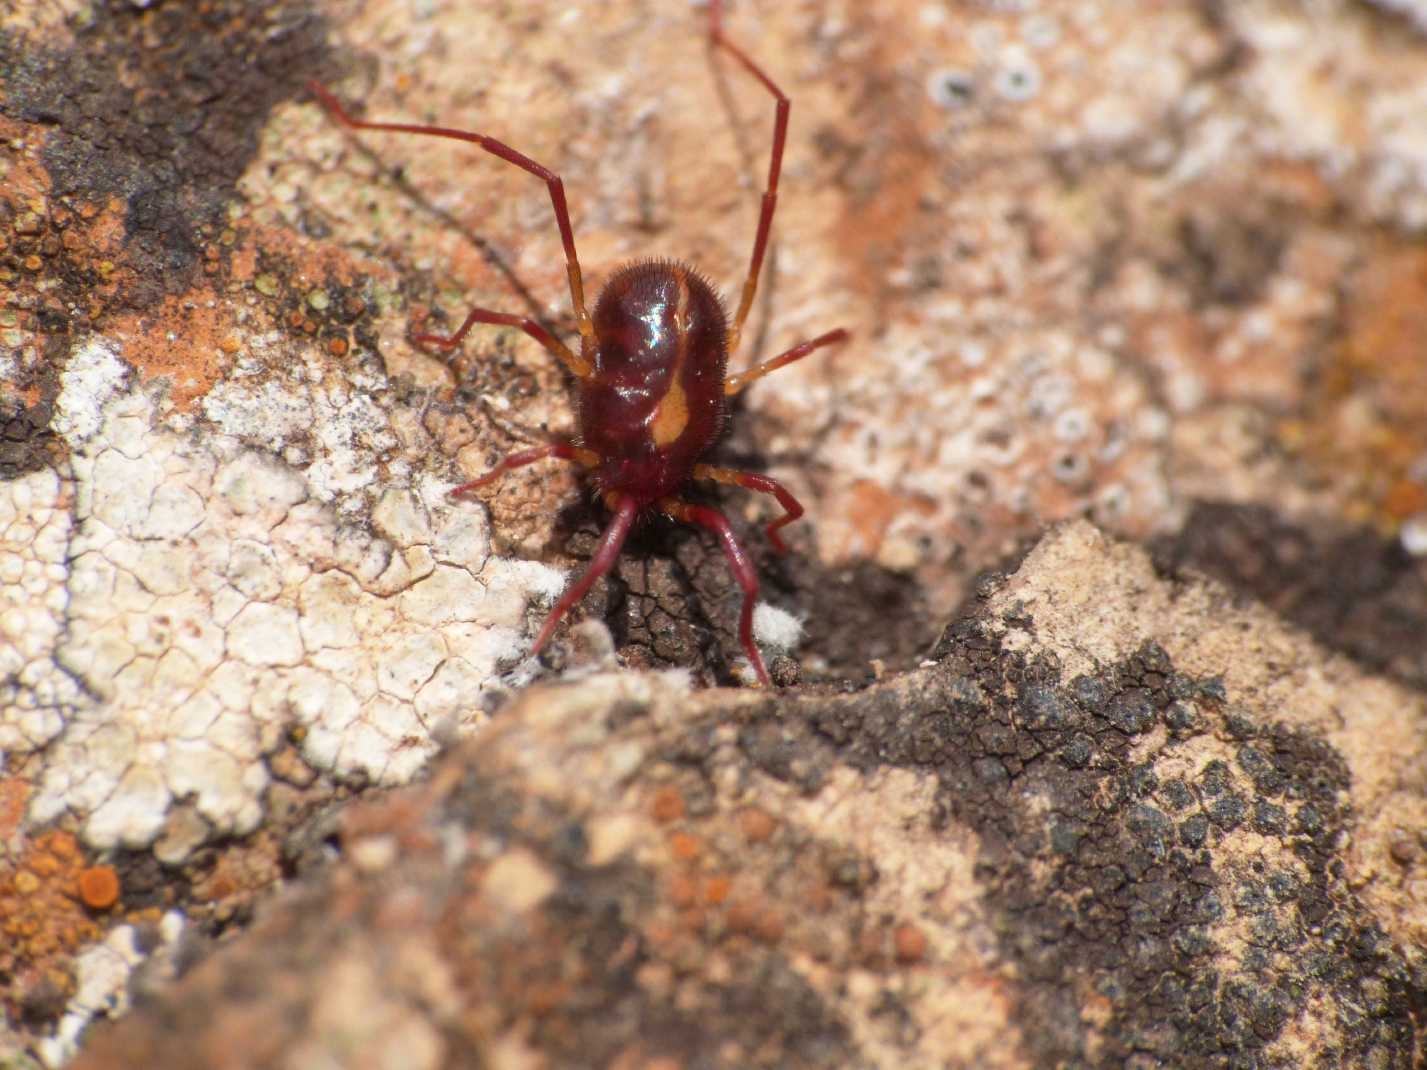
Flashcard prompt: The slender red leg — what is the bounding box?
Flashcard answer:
[308,80,596,346]
[661,497,771,687]
[530,494,640,656]
[708,0,788,356]
[694,465,804,553]
[723,327,849,396]
[449,443,598,498]
[415,307,592,379]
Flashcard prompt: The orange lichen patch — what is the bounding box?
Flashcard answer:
[76,866,121,911]
[27,850,63,879]
[0,130,115,253]
[0,830,106,1020]
[737,806,776,844]
[204,223,380,367]
[0,120,137,367]
[892,921,928,964]
[45,829,80,862]
[1293,243,1427,530]
[831,480,938,561]
[724,898,785,944]
[701,875,731,907]
[104,288,238,410]
[229,234,259,282]
[233,218,392,292]
[0,778,29,842]
[650,786,686,824]
[668,832,702,862]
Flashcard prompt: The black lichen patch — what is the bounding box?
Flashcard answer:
[512,511,727,686]
[1155,501,1427,693]
[1174,206,1288,308]
[737,613,1426,1067]
[0,393,62,480]
[0,2,332,308]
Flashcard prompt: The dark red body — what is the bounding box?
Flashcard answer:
[582,261,729,503]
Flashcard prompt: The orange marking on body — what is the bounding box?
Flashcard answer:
[649,267,693,447]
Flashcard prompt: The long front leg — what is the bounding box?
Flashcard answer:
[694,464,804,554]
[708,0,789,356]
[660,497,772,687]
[308,80,596,344]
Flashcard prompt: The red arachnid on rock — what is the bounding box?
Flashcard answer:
[311,1,848,686]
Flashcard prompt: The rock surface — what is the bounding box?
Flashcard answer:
[71,523,1427,1069]
[1,0,1426,1065]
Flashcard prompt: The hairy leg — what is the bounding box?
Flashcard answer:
[723,328,848,397]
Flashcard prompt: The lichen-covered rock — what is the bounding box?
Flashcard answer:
[4,0,1427,1064]
[69,523,1426,1069]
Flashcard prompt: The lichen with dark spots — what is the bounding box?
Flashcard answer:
[705,614,1425,1068]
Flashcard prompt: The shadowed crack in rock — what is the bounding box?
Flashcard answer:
[1155,501,1427,694]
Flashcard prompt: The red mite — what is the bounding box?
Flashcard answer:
[310,2,847,686]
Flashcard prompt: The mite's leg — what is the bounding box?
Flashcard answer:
[308,80,597,356]
[707,0,789,356]
[723,328,849,396]
[693,465,804,553]
[530,494,640,656]
[414,308,589,380]
[449,443,598,499]
[661,497,772,687]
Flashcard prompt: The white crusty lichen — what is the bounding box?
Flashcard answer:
[1401,513,1427,557]
[34,912,186,1068]
[50,339,129,444]
[8,334,565,856]
[0,466,86,752]
[753,602,805,655]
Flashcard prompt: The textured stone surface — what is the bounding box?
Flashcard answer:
[70,524,1427,1069]
[2,0,1427,1064]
